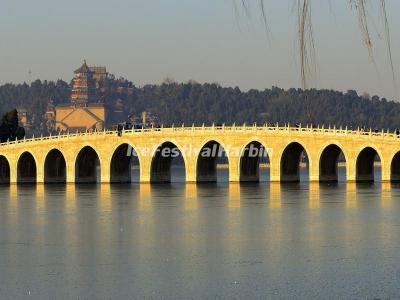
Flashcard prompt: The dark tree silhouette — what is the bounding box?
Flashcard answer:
[0,109,25,142]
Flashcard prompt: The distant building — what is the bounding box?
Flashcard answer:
[89,66,108,85]
[70,60,97,105]
[55,104,105,132]
[55,60,106,132]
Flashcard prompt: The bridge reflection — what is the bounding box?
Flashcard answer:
[2,181,399,213]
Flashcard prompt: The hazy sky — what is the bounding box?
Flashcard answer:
[0,0,399,100]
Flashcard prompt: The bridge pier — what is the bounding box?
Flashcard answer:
[309,162,319,182]
[35,154,45,183]
[37,171,44,184]
[381,161,391,182]
[269,160,281,182]
[229,155,240,182]
[185,173,196,183]
[185,158,197,182]
[101,161,110,183]
[346,159,356,182]
[139,160,151,183]
[66,163,75,183]
[10,163,17,184]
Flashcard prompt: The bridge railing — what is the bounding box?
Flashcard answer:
[0,124,398,147]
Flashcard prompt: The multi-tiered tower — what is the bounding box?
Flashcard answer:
[70,60,96,105]
[54,60,106,133]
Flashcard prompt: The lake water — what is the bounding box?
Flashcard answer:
[1,167,400,299]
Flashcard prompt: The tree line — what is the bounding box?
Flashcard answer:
[0,77,399,136]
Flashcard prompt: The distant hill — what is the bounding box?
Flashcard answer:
[0,78,399,136]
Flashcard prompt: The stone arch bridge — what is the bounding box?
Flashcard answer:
[1,124,400,184]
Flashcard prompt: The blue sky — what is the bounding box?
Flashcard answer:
[0,0,399,99]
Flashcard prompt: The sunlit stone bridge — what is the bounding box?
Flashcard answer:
[1,124,400,184]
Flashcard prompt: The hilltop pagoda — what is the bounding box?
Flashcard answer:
[70,60,96,105]
[54,60,106,133]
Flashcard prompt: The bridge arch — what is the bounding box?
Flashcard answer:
[390,151,400,182]
[75,146,101,183]
[44,149,67,183]
[239,141,270,182]
[319,143,347,182]
[356,146,382,182]
[150,141,186,183]
[17,151,37,183]
[280,141,310,182]
[0,155,10,184]
[196,140,229,183]
[110,143,140,183]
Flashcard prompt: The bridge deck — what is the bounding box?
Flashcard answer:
[0,125,398,147]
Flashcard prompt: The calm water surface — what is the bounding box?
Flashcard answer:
[1,168,400,299]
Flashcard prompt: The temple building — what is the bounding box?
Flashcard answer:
[90,66,108,86]
[55,61,106,133]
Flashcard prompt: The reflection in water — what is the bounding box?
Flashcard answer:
[1,172,400,299]
[100,184,112,211]
[66,183,77,212]
[184,183,198,211]
[228,183,241,209]
[269,182,281,209]
[36,184,45,211]
[346,182,358,209]
[9,184,18,209]
[381,182,393,208]
[309,182,320,209]
[139,183,152,211]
